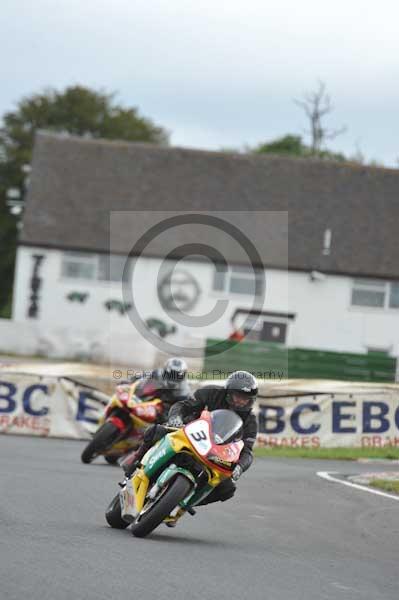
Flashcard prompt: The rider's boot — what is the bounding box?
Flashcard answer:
[120,435,153,476]
[120,449,142,476]
[120,424,169,477]
[164,507,187,528]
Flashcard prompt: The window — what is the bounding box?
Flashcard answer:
[351,279,399,310]
[213,264,226,291]
[389,282,399,309]
[351,279,386,308]
[61,252,127,282]
[61,253,97,280]
[212,264,264,297]
[98,255,127,282]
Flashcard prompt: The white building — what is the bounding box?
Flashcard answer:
[9,132,399,366]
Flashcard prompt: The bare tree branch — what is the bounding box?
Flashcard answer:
[294,81,346,154]
[323,126,347,141]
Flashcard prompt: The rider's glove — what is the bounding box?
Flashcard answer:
[167,415,184,428]
[231,465,243,482]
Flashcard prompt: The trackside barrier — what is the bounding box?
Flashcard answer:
[0,374,107,439]
[255,384,399,448]
[1,371,399,447]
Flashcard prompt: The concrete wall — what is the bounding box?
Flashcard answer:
[0,317,159,368]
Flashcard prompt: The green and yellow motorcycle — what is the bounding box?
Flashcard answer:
[105,409,244,538]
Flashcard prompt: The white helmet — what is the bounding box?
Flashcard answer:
[164,357,188,381]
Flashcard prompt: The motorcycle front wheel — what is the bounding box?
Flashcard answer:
[130,474,192,538]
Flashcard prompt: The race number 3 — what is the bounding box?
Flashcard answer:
[190,430,207,442]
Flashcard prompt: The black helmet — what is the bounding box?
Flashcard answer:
[163,357,188,382]
[224,371,258,412]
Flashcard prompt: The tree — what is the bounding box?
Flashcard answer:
[254,134,346,162]
[294,80,346,154]
[255,135,307,157]
[0,86,169,315]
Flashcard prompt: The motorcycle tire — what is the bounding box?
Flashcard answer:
[131,474,192,538]
[81,422,121,464]
[104,455,119,465]
[105,493,129,529]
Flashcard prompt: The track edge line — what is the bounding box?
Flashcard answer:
[316,471,399,502]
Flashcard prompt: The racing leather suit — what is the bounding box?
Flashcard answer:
[134,369,192,422]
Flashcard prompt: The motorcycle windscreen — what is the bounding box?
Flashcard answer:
[210,410,243,445]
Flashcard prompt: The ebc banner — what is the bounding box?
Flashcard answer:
[0,374,107,439]
[256,391,399,448]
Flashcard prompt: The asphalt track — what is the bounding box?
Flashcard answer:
[1,436,398,600]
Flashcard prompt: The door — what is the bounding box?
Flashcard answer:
[260,321,287,343]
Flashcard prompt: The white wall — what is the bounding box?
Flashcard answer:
[13,246,276,344]
[286,271,399,355]
[12,245,399,358]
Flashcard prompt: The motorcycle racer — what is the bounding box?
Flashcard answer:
[123,371,258,509]
[119,357,192,469]
[133,357,192,422]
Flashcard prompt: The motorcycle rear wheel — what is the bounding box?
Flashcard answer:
[81,422,121,464]
[131,474,192,538]
[105,493,129,529]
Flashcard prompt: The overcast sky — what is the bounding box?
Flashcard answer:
[2,0,398,166]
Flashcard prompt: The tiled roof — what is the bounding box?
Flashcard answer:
[20,131,399,279]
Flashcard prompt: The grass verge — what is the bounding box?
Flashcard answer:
[369,479,399,494]
[254,447,399,460]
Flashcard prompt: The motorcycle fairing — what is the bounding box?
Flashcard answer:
[127,409,245,523]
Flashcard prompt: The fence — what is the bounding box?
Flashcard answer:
[203,339,397,382]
